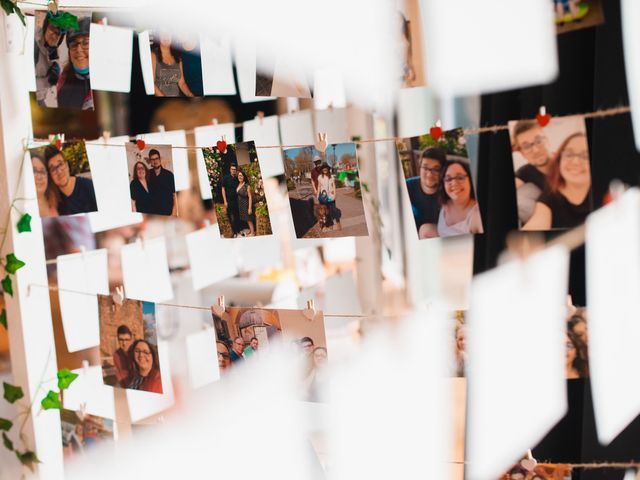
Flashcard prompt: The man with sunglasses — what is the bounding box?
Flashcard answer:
[44,144,97,215]
[406,147,446,239]
[512,120,553,223]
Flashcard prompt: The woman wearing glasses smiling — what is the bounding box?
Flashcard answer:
[523,132,592,230]
[57,17,93,110]
[127,339,163,394]
[437,159,483,237]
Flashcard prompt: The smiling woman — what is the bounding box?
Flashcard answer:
[56,16,93,110]
[437,159,484,237]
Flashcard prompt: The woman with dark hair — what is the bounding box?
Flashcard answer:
[566,331,589,379]
[523,132,591,230]
[151,32,194,97]
[56,16,92,110]
[436,159,483,237]
[317,163,342,231]
[127,340,163,393]
[35,13,67,107]
[236,169,255,236]
[32,153,60,217]
[129,161,153,214]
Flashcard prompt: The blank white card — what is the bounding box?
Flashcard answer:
[89,23,133,93]
[185,225,238,290]
[57,249,109,352]
[121,237,174,303]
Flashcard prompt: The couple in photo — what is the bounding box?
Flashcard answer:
[130,149,177,216]
[511,120,592,230]
[31,144,97,218]
[35,13,93,110]
[407,147,483,239]
[112,325,162,393]
[221,164,256,237]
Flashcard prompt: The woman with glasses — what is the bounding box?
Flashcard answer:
[31,154,59,217]
[127,339,163,393]
[523,133,592,230]
[57,17,93,110]
[436,159,483,237]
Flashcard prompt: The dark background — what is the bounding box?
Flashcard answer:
[474,1,640,478]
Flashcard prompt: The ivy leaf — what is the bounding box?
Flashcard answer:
[47,11,79,31]
[5,253,25,274]
[16,213,31,233]
[0,418,12,431]
[0,309,6,329]
[40,390,61,410]
[1,276,12,297]
[361,182,369,193]
[57,368,78,390]
[2,432,13,451]
[0,0,25,26]
[3,383,23,404]
[15,450,40,472]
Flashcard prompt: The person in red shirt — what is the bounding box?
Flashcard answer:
[127,340,163,394]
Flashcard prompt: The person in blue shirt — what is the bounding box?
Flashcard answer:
[44,144,97,216]
[405,147,446,239]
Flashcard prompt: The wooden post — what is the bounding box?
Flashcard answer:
[0,15,63,478]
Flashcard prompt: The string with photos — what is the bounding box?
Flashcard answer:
[26,105,632,151]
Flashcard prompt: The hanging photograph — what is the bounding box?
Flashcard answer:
[397,128,483,238]
[500,463,571,479]
[125,143,177,216]
[30,140,97,218]
[283,143,369,238]
[34,10,93,109]
[60,408,114,457]
[255,53,312,98]
[202,141,273,238]
[145,31,202,97]
[509,115,592,230]
[554,0,604,35]
[99,296,163,394]
[212,306,328,401]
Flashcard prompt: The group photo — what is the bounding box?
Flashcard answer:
[125,143,178,216]
[34,10,93,110]
[283,143,369,239]
[60,408,113,458]
[397,128,484,239]
[509,115,592,230]
[30,140,98,218]
[99,296,163,394]
[203,141,272,238]
[146,31,203,97]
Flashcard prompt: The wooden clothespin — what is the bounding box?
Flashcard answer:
[536,106,552,127]
[157,125,166,133]
[111,286,124,308]
[211,295,226,317]
[519,449,537,472]
[286,98,299,114]
[102,130,111,144]
[315,133,328,154]
[47,0,58,15]
[256,111,264,125]
[211,118,219,126]
[303,299,316,321]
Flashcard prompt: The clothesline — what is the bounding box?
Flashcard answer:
[27,283,371,319]
[26,105,632,152]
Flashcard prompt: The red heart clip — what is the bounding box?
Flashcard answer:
[136,139,146,151]
[536,106,551,127]
[430,125,443,141]
[216,139,227,153]
[55,139,62,150]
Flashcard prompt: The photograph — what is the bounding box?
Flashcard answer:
[34,11,93,110]
[30,140,97,218]
[509,115,592,230]
[554,0,604,35]
[283,143,369,238]
[203,140,273,238]
[453,308,589,380]
[397,128,483,239]
[398,0,427,88]
[212,306,328,401]
[255,58,312,98]
[500,463,571,479]
[147,31,202,97]
[125,143,177,217]
[60,408,114,458]
[99,295,163,394]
